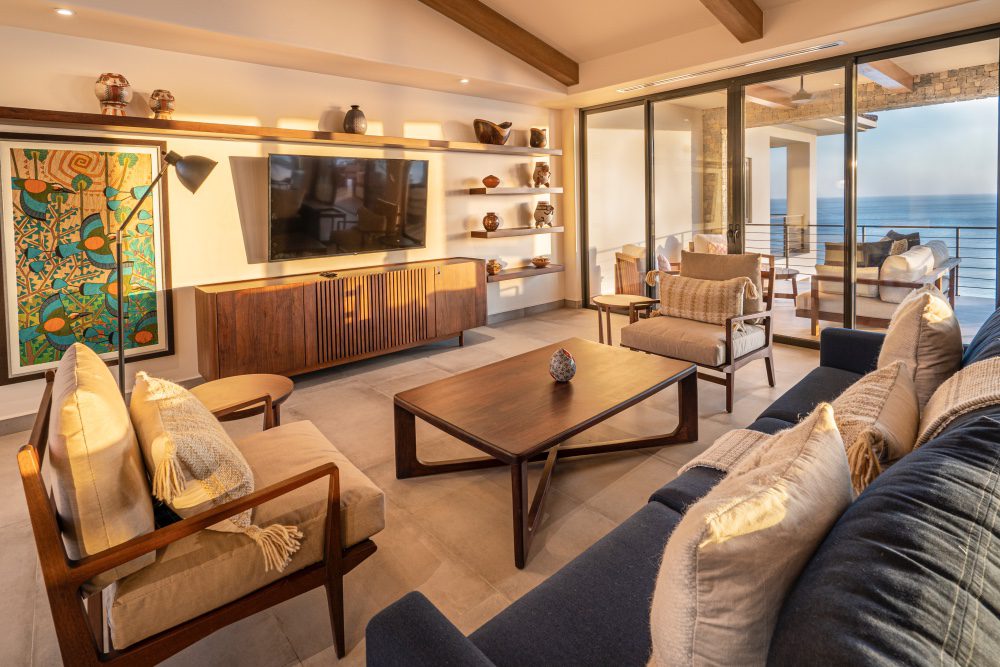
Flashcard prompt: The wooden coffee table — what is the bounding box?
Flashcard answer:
[393,338,697,567]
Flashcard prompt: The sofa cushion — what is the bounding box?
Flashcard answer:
[815,264,878,298]
[692,233,727,254]
[470,501,681,667]
[963,306,1000,366]
[768,415,1000,666]
[648,405,852,666]
[923,239,950,267]
[648,466,725,513]
[884,229,921,250]
[109,420,385,649]
[879,245,934,303]
[757,366,860,423]
[47,343,154,590]
[747,416,794,434]
[795,291,900,322]
[680,250,763,316]
[620,316,765,367]
[878,284,963,408]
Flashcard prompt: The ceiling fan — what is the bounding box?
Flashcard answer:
[790,75,813,105]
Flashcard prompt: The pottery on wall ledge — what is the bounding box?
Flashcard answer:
[482,175,501,188]
[344,105,368,134]
[529,127,548,148]
[532,162,551,188]
[530,256,551,268]
[549,347,576,382]
[486,259,503,276]
[148,89,175,120]
[95,73,132,116]
[482,212,502,232]
[533,202,555,227]
[474,119,512,145]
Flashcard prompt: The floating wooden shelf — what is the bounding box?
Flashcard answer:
[487,264,565,282]
[468,186,564,195]
[471,226,564,238]
[0,106,564,157]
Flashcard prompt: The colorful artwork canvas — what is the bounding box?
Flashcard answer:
[0,136,171,381]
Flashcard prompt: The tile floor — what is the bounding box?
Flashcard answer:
[0,307,820,666]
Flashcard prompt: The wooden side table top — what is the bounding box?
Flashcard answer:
[591,294,657,308]
[190,373,294,422]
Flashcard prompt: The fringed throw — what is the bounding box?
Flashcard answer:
[679,429,771,475]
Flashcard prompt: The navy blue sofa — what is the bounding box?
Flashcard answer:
[366,309,1000,666]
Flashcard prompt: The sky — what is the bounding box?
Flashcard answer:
[772,97,999,199]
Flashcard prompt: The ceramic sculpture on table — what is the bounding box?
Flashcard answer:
[549,348,576,382]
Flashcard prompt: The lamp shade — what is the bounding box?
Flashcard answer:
[172,155,217,193]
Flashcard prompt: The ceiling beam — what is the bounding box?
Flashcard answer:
[745,84,793,109]
[858,59,915,92]
[416,0,578,86]
[699,0,763,43]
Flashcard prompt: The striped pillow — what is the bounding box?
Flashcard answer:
[658,274,749,325]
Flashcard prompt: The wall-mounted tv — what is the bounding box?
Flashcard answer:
[268,154,428,261]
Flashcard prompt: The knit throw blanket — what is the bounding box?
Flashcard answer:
[916,357,1000,447]
[679,429,771,475]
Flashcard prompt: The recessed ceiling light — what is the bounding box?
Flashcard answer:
[459,78,470,85]
[55,8,74,16]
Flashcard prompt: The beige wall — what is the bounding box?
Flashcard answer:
[0,26,569,420]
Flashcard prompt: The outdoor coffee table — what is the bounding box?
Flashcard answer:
[393,337,697,568]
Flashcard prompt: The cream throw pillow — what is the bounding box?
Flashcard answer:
[649,404,852,666]
[48,343,155,589]
[656,273,752,325]
[877,284,962,408]
[130,372,303,571]
[830,361,919,493]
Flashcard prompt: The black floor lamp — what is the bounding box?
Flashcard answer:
[113,150,216,391]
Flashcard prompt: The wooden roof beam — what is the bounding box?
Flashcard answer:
[858,59,914,92]
[699,0,763,43]
[416,0,579,86]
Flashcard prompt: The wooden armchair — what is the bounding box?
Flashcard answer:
[620,254,776,413]
[20,367,381,665]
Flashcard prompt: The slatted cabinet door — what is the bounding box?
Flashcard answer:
[313,267,436,365]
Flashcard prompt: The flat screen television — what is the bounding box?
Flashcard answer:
[268,154,428,261]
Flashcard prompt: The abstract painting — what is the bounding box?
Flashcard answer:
[0,135,171,382]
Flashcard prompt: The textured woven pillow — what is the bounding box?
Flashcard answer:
[830,361,919,492]
[649,404,852,666]
[878,284,962,409]
[130,372,303,571]
[917,356,1000,447]
[657,273,750,325]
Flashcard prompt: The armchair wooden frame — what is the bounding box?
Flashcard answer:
[624,256,776,413]
[19,371,377,666]
[797,258,960,336]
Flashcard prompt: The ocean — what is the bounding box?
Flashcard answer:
[767,193,998,298]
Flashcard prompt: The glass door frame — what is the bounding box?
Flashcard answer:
[579,21,1000,347]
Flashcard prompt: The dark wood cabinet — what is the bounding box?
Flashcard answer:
[195,258,486,380]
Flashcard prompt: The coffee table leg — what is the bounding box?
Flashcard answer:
[511,460,529,569]
[395,404,419,479]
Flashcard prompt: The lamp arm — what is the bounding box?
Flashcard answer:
[115,157,171,392]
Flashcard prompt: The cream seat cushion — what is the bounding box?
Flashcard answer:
[47,343,154,589]
[815,264,879,298]
[109,420,385,649]
[878,284,962,408]
[649,404,852,666]
[620,316,765,367]
[795,291,900,321]
[879,245,934,303]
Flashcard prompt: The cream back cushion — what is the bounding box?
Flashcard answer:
[692,233,727,254]
[878,284,963,409]
[816,264,879,298]
[681,250,763,316]
[658,273,747,325]
[879,245,934,303]
[649,404,852,666]
[924,240,950,267]
[47,343,155,588]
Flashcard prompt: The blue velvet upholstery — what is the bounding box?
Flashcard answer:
[963,307,1000,366]
[469,502,680,667]
[819,327,884,375]
[768,416,1000,666]
[648,466,725,512]
[756,366,860,423]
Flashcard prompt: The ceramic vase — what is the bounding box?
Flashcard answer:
[533,202,555,227]
[549,348,576,382]
[486,259,502,276]
[343,105,368,134]
[482,174,501,188]
[529,127,548,148]
[473,119,512,145]
[95,73,132,116]
[532,162,551,188]
[148,89,175,120]
[482,212,502,232]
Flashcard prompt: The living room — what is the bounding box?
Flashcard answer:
[3,1,1000,665]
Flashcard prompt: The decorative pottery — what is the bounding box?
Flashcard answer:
[482,174,501,188]
[532,162,551,188]
[94,73,132,116]
[482,212,502,232]
[343,105,368,134]
[473,119,512,145]
[148,89,175,120]
[529,127,548,148]
[549,347,576,382]
[486,259,503,276]
[530,256,551,268]
[533,202,555,227]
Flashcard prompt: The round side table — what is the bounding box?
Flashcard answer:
[190,374,294,429]
[591,294,658,346]
[773,267,802,300]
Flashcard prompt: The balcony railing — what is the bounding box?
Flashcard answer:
[747,217,997,299]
